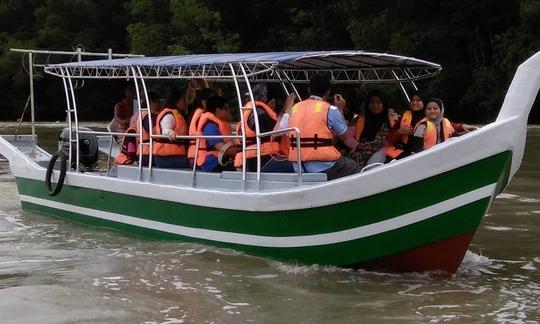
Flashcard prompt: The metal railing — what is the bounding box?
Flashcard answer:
[80,126,303,187]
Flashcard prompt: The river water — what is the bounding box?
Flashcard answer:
[0,123,539,323]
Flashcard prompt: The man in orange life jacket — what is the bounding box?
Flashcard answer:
[235,83,294,173]
[197,96,238,172]
[280,72,361,180]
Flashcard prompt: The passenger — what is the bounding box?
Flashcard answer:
[111,84,136,134]
[386,92,477,161]
[134,92,162,166]
[153,91,190,169]
[187,88,215,163]
[410,98,456,152]
[114,128,137,165]
[234,83,294,173]
[282,72,360,180]
[352,90,398,166]
[196,96,238,172]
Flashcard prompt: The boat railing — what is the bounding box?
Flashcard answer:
[79,128,303,186]
[256,127,302,180]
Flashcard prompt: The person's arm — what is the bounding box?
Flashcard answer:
[353,115,366,143]
[410,124,426,153]
[160,114,176,140]
[451,122,478,133]
[204,122,237,157]
[328,106,358,150]
[451,122,464,132]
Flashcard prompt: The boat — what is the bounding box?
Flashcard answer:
[0,50,538,274]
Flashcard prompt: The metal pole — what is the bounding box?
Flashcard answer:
[28,52,36,155]
[60,68,73,168]
[282,71,302,100]
[136,66,153,179]
[276,71,291,96]
[229,63,247,182]
[392,70,410,103]
[404,69,419,91]
[105,135,114,177]
[130,67,144,181]
[239,64,262,183]
[65,69,80,172]
[15,95,31,136]
[192,138,200,187]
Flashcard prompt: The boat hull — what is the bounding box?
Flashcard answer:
[15,151,512,274]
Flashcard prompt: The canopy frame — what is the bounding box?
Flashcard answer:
[44,50,441,188]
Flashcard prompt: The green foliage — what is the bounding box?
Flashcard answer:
[0,0,538,122]
[168,0,239,54]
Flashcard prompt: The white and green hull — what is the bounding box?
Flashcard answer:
[0,51,538,273]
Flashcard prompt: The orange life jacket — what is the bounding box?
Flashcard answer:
[196,112,232,166]
[187,108,204,159]
[385,110,413,159]
[153,108,188,157]
[415,117,455,150]
[114,127,136,165]
[135,112,157,156]
[288,99,341,162]
[233,101,283,168]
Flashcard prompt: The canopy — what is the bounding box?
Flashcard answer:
[44,51,442,83]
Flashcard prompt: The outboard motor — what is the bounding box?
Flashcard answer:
[58,127,99,169]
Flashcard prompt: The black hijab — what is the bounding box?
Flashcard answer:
[361,90,389,142]
[409,91,426,126]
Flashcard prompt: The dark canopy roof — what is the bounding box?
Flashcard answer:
[44,51,441,83]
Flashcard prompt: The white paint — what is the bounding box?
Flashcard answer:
[19,183,495,248]
[0,127,515,212]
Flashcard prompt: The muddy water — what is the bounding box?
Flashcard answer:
[0,123,539,323]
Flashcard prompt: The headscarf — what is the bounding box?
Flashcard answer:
[408,91,426,126]
[361,89,389,142]
[425,98,445,124]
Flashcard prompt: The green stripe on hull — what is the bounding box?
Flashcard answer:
[14,151,511,266]
[16,151,512,237]
[20,197,490,266]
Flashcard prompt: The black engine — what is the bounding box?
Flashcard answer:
[58,127,99,169]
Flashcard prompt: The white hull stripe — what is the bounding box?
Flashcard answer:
[19,183,496,248]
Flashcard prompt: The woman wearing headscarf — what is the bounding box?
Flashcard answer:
[350,89,398,166]
[384,91,428,161]
[410,98,457,152]
[386,93,478,160]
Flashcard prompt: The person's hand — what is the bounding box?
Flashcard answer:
[398,125,413,135]
[334,94,346,111]
[461,124,479,133]
[167,130,177,141]
[283,93,297,113]
[388,108,399,121]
